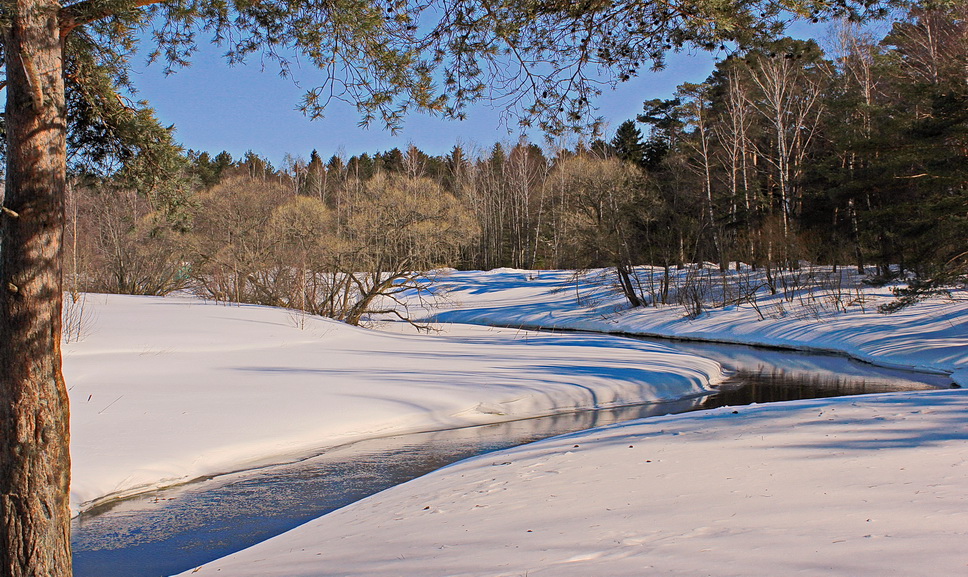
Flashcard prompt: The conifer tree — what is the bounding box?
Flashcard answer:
[304,149,327,200]
[611,120,646,168]
[639,98,685,171]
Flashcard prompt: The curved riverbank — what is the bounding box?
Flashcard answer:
[73,336,951,577]
[65,267,968,577]
[420,268,968,384]
[66,269,967,513]
[180,388,968,577]
[169,268,968,576]
[64,293,719,514]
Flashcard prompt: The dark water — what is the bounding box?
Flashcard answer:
[71,338,954,577]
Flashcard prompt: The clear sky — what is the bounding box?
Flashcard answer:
[130,17,843,166]
[131,43,722,166]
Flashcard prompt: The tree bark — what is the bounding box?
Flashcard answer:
[0,0,73,575]
[616,263,642,308]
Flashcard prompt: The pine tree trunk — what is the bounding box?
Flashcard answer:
[1,0,73,575]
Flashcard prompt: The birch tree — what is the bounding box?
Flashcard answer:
[746,39,831,243]
[678,81,726,267]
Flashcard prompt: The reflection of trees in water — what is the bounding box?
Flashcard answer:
[73,364,950,577]
[701,369,940,410]
[71,399,706,577]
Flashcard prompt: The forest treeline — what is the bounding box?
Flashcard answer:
[66,5,966,321]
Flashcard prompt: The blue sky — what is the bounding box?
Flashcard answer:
[131,44,721,166]
[131,17,844,166]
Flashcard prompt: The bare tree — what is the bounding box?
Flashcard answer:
[267,195,342,316]
[886,3,968,89]
[66,185,191,295]
[678,82,726,269]
[550,155,653,307]
[189,176,291,304]
[747,40,831,243]
[336,172,477,325]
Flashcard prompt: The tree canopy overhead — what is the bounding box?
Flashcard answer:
[4,0,904,146]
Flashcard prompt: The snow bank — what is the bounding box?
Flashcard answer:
[64,293,719,513]
[170,267,968,577]
[421,268,968,383]
[178,388,968,577]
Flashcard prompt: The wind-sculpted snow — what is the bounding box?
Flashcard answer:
[180,389,968,577]
[64,292,718,513]
[66,267,968,577]
[418,267,968,384]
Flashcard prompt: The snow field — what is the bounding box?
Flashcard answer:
[176,267,967,576]
[179,390,968,577]
[64,292,718,513]
[423,267,968,382]
[64,267,968,576]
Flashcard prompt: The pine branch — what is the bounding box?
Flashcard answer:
[59,0,163,38]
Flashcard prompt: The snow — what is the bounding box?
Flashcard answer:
[176,390,968,577]
[64,292,717,513]
[62,267,968,576]
[419,267,968,382]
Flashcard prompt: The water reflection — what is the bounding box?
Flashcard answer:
[703,367,942,409]
[71,339,953,577]
[71,398,706,577]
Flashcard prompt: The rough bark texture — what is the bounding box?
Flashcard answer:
[0,0,73,575]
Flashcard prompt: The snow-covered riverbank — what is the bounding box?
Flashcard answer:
[178,389,968,577]
[166,268,966,576]
[421,267,968,384]
[64,292,718,513]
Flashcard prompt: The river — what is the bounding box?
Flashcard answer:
[71,336,954,577]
